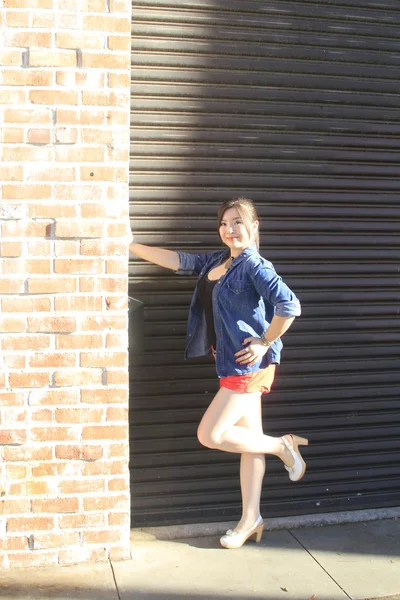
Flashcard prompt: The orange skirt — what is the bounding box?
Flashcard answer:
[219,364,276,394]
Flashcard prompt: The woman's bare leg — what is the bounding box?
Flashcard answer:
[197,386,293,464]
[235,402,265,532]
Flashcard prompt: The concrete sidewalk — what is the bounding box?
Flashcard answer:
[0,519,399,600]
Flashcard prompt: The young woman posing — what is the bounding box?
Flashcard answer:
[129,197,308,549]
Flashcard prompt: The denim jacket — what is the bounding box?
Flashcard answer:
[176,244,301,378]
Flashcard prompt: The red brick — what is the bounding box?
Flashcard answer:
[0,429,26,445]
[105,369,128,385]
[54,295,102,311]
[5,464,28,479]
[106,259,127,275]
[59,478,105,494]
[1,334,50,351]
[82,425,127,441]
[8,552,59,569]
[106,331,129,346]
[83,494,129,511]
[53,369,103,387]
[82,459,126,477]
[29,203,76,218]
[31,462,79,477]
[28,241,53,256]
[4,0,54,7]
[56,31,105,49]
[4,107,52,124]
[8,550,58,569]
[108,477,128,492]
[28,389,79,406]
[55,334,103,350]
[108,443,128,458]
[0,165,23,181]
[55,127,78,144]
[82,52,129,69]
[27,278,77,294]
[28,128,52,145]
[27,317,76,333]
[55,221,104,238]
[59,546,107,566]
[29,90,78,105]
[0,48,24,65]
[32,12,56,28]
[0,242,22,257]
[105,295,128,311]
[7,517,55,533]
[5,31,52,47]
[3,446,52,461]
[0,317,25,333]
[9,372,50,388]
[59,513,105,529]
[5,10,30,27]
[29,352,76,368]
[83,529,121,544]
[108,73,130,88]
[26,166,76,182]
[81,128,112,144]
[81,388,128,404]
[3,145,52,162]
[0,392,24,407]
[4,354,26,369]
[2,128,25,143]
[80,352,127,368]
[106,407,128,422]
[33,532,80,550]
[55,408,103,424]
[2,184,52,200]
[32,498,79,514]
[55,444,103,461]
[31,427,79,442]
[81,316,126,331]
[54,183,104,202]
[83,15,130,32]
[0,89,26,104]
[31,408,53,422]
[2,220,50,238]
[108,512,130,527]
[108,35,131,51]
[80,166,127,182]
[29,49,77,67]
[54,240,79,256]
[1,297,51,313]
[54,258,103,274]
[3,69,53,87]
[3,536,30,551]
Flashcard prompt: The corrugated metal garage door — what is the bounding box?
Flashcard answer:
[129,0,400,527]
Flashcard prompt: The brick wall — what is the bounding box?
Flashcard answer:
[0,0,132,568]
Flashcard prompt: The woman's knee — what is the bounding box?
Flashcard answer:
[197,423,223,449]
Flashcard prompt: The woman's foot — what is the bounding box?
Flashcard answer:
[281,434,308,481]
[220,515,264,549]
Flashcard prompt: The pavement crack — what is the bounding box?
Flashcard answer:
[289,529,352,600]
[109,560,122,600]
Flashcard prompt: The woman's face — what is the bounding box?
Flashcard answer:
[219,207,258,256]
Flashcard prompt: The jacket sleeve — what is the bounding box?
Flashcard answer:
[175,251,211,276]
[249,263,301,318]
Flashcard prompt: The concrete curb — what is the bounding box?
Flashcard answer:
[131,505,400,541]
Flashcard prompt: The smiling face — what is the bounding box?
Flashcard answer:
[219,207,259,257]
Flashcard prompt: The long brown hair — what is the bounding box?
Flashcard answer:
[217,197,260,250]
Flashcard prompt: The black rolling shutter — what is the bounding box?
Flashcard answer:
[129,0,400,527]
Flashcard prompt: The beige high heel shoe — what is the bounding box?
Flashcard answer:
[282,434,309,481]
[220,515,264,549]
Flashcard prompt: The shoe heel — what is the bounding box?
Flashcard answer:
[292,435,308,448]
[252,525,264,543]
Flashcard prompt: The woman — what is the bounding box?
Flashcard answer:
[129,197,308,549]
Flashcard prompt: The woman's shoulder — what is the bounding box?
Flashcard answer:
[246,251,275,272]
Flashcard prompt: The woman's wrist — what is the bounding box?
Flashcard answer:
[260,332,273,347]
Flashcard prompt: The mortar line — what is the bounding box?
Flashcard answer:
[289,529,352,600]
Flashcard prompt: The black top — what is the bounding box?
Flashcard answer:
[197,274,218,349]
